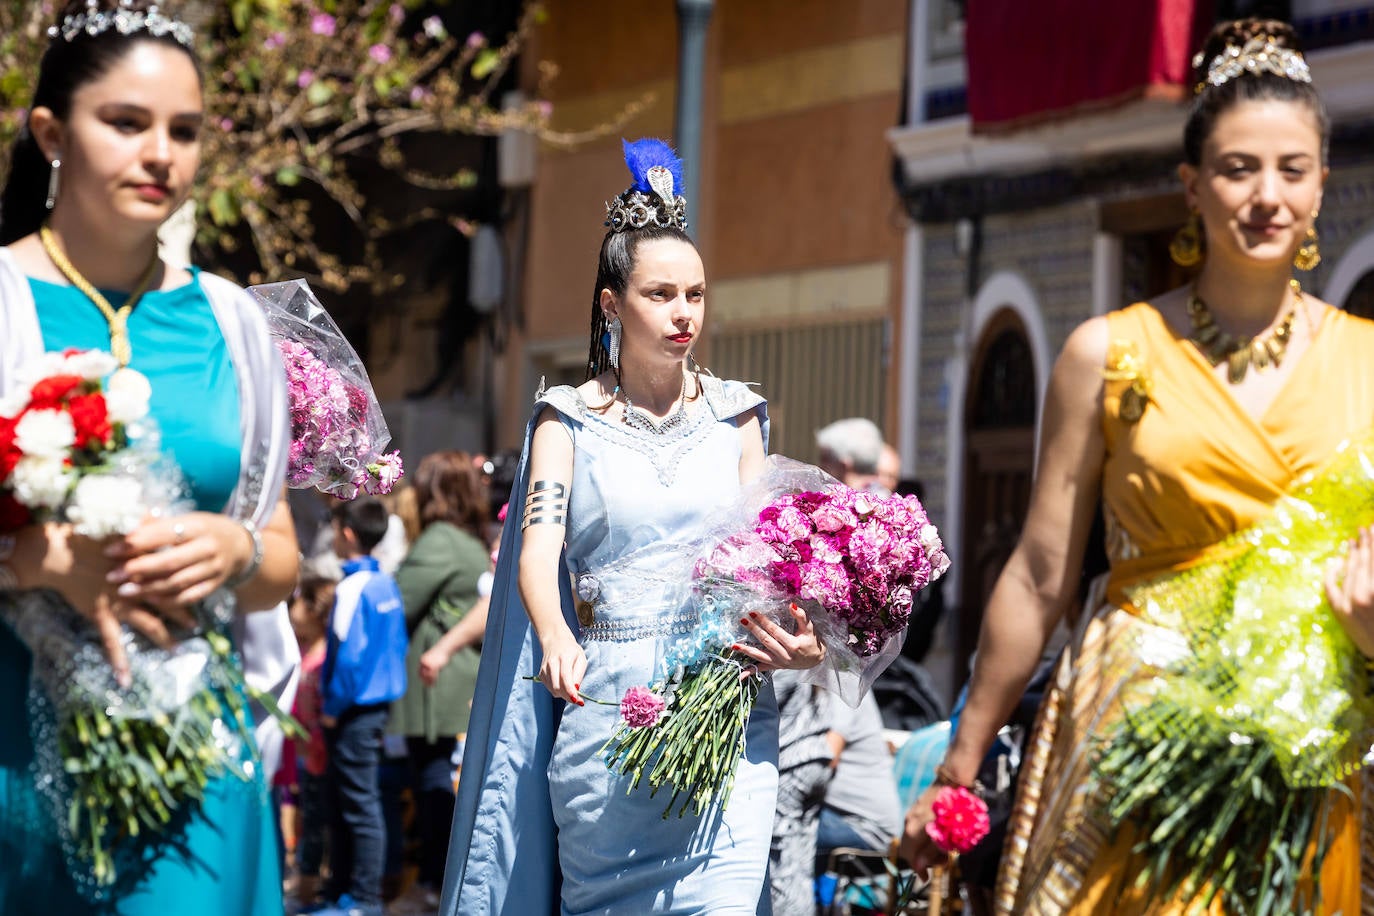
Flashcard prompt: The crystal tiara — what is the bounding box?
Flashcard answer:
[1194,35,1312,92]
[48,0,195,49]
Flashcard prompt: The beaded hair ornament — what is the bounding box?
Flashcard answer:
[49,0,195,49]
[604,138,688,233]
[1193,35,1312,93]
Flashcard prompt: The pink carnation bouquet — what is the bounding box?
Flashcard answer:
[248,280,402,498]
[600,455,950,817]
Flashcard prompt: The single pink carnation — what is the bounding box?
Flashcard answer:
[365,451,404,494]
[619,685,666,729]
[924,786,990,855]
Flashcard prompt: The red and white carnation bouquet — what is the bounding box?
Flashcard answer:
[0,349,293,895]
[0,348,168,536]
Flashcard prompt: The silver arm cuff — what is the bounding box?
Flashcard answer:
[522,480,568,529]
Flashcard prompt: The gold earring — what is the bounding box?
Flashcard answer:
[1170,212,1203,267]
[1294,219,1321,271]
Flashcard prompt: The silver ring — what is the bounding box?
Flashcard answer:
[172,522,187,544]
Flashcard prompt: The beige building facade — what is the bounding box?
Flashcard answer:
[490,0,912,463]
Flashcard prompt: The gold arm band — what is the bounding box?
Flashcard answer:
[522,480,569,529]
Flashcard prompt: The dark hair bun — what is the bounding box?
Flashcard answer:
[1192,18,1302,88]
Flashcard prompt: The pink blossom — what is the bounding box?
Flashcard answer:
[769,560,803,593]
[925,786,990,854]
[808,533,843,564]
[218,117,234,132]
[735,483,950,657]
[297,70,316,89]
[619,686,665,729]
[369,44,392,64]
[410,86,431,104]
[466,31,486,49]
[422,16,445,39]
[365,452,404,494]
[388,3,404,23]
[799,563,851,610]
[310,12,336,36]
[536,100,553,118]
[774,506,812,542]
[264,32,286,50]
[811,503,856,533]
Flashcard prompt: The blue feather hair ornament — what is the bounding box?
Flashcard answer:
[604,138,689,232]
[622,138,683,198]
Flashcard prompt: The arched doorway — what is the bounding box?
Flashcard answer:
[957,309,1037,687]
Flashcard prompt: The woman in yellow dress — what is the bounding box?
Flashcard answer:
[901,18,1374,915]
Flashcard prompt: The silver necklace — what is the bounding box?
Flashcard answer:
[618,374,689,435]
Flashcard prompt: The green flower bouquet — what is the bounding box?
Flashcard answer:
[1094,431,1374,915]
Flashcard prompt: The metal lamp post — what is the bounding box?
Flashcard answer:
[675,0,713,237]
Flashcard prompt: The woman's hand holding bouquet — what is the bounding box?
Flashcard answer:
[0,349,291,894]
[595,456,950,817]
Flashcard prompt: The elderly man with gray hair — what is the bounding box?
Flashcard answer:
[814,417,885,491]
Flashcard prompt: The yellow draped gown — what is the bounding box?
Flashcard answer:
[995,302,1374,915]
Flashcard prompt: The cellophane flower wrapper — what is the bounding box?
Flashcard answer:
[0,350,287,899]
[1091,430,1374,914]
[247,279,402,498]
[692,455,950,706]
[598,454,949,817]
[6,588,259,901]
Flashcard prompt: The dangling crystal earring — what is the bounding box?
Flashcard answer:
[607,316,622,369]
[1294,216,1321,271]
[46,157,61,211]
[1169,211,1203,267]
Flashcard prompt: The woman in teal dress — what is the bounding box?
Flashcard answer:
[0,2,299,912]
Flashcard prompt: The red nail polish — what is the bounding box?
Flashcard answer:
[739,618,750,626]
[749,612,761,619]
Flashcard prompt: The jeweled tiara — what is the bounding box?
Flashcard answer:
[1194,35,1312,92]
[604,138,689,233]
[48,0,195,49]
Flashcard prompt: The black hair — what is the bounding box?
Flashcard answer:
[1183,18,1329,168]
[584,220,698,380]
[331,496,391,555]
[0,0,203,245]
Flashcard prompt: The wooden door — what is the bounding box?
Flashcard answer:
[957,310,1036,688]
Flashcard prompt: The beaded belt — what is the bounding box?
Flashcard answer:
[580,609,699,642]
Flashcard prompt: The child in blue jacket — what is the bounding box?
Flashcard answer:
[312,497,408,916]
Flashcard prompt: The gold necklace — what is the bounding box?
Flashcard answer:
[1185,279,1303,384]
[39,225,160,367]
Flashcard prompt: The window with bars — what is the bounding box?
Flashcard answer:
[705,317,890,462]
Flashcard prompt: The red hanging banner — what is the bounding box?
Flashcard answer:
[965,0,1215,133]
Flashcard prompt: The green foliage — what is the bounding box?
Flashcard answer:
[0,1,652,292]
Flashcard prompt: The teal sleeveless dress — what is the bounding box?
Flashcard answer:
[0,271,282,915]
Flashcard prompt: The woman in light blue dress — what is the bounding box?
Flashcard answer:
[0,2,298,912]
[441,141,825,915]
